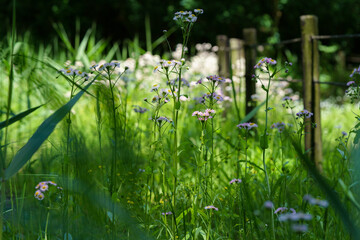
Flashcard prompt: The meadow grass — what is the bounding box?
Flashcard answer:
[1,8,360,240]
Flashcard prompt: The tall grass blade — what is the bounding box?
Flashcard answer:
[0,105,43,130]
[4,79,96,180]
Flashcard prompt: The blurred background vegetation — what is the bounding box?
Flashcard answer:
[1,0,360,99]
[1,0,359,50]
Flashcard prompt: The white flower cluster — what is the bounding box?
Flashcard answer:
[173,9,203,23]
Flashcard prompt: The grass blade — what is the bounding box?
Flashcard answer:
[4,79,95,180]
[0,105,43,130]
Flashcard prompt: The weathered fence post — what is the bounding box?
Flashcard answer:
[230,38,245,120]
[229,38,245,76]
[217,35,232,116]
[217,35,230,78]
[243,28,257,116]
[300,15,323,172]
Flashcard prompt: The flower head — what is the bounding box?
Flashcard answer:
[205,205,218,211]
[263,200,274,209]
[161,211,173,216]
[237,122,258,130]
[303,194,329,208]
[229,178,242,184]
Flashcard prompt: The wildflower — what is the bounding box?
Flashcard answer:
[342,131,348,136]
[254,57,277,69]
[151,84,160,92]
[296,109,313,118]
[133,105,148,114]
[291,224,308,233]
[154,116,172,123]
[161,211,173,216]
[34,190,45,200]
[282,96,292,101]
[237,122,258,130]
[271,122,286,132]
[278,212,312,222]
[206,75,226,82]
[194,9,204,14]
[139,169,145,172]
[274,207,288,214]
[347,81,355,86]
[205,205,219,211]
[349,66,360,78]
[40,184,49,192]
[229,178,242,184]
[263,201,274,209]
[303,194,329,208]
[192,109,216,122]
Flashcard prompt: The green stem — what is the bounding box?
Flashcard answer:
[262,70,274,240]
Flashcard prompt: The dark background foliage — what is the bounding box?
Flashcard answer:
[1,0,360,50]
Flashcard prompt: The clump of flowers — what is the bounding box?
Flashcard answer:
[253,57,277,69]
[195,75,228,108]
[303,194,329,208]
[192,109,216,122]
[296,109,313,119]
[274,207,296,214]
[236,122,258,130]
[34,181,60,201]
[204,205,218,211]
[271,122,286,132]
[229,178,242,184]
[59,68,90,81]
[173,9,203,24]
[345,65,360,103]
[133,105,148,114]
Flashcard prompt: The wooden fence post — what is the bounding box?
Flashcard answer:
[300,15,323,172]
[243,28,257,116]
[229,38,245,77]
[217,35,230,78]
[230,38,245,119]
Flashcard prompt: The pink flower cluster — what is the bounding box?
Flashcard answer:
[34,181,59,201]
[254,57,277,69]
[192,109,216,122]
[236,122,258,130]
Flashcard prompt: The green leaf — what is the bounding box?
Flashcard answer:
[338,179,360,211]
[240,101,265,124]
[4,79,95,180]
[0,104,43,130]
